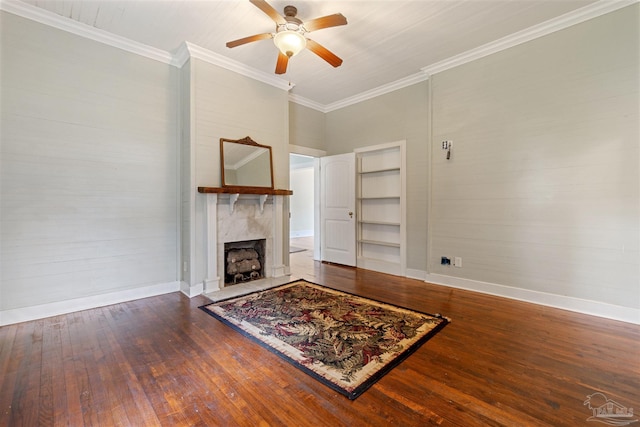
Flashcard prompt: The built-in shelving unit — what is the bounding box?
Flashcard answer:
[355,141,406,276]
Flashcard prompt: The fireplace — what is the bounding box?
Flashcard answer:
[199,191,291,294]
[224,239,266,285]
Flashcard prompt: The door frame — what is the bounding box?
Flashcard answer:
[354,140,407,276]
[289,144,326,261]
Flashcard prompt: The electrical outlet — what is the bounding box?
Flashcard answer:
[183,261,188,272]
[454,257,462,268]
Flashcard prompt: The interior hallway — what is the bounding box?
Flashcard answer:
[289,236,316,282]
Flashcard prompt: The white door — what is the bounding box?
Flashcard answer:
[320,153,356,266]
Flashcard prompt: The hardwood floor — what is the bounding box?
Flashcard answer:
[2,248,638,426]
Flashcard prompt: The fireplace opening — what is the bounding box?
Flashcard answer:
[224,239,266,285]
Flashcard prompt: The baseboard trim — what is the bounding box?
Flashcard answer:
[0,281,181,326]
[202,278,220,295]
[290,230,314,238]
[181,281,205,298]
[356,257,402,277]
[424,273,639,325]
[271,265,288,278]
[405,269,427,281]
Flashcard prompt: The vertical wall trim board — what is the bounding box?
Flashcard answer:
[188,60,197,288]
[314,158,322,261]
[426,76,434,274]
[175,67,183,284]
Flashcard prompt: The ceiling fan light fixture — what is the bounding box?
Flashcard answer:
[273,30,306,57]
[226,1,346,74]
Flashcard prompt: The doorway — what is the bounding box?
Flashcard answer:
[289,153,316,280]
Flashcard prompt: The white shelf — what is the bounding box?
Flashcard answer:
[360,167,401,174]
[359,239,401,248]
[358,220,400,226]
[359,196,400,200]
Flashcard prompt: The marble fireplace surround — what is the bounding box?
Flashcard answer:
[199,187,292,294]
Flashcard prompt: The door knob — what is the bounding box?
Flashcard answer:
[348,211,353,218]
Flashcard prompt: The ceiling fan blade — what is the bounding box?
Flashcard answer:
[306,39,343,68]
[250,0,286,25]
[226,33,273,48]
[275,52,289,74]
[303,13,347,32]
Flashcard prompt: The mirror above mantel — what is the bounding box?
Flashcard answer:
[198,136,292,209]
[221,136,274,189]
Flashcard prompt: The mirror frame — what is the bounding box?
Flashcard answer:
[220,136,275,189]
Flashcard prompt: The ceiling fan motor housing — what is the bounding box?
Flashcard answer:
[280,5,304,32]
[283,5,299,18]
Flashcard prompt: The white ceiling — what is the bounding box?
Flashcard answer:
[14,0,607,107]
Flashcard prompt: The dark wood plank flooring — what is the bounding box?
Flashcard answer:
[1,262,638,426]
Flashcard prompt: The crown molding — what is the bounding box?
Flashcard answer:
[288,94,328,112]
[292,0,638,112]
[179,42,293,92]
[324,71,429,113]
[290,71,429,113]
[0,0,174,65]
[0,0,316,103]
[421,0,638,76]
[0,1,292,92]
[3,0,635,109]
[172,42,191,68]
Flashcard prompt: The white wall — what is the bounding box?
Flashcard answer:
[290,166,314,237]
[311,5,639,322]
[325,82,430,275]
[0,12,179,321]
[289,102,325,151]
[429,4,639,316]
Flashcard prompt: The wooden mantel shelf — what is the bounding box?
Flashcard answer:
[198,186,292,196]
[198,186,292,213]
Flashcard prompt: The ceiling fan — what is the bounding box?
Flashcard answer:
[226,0,347,74]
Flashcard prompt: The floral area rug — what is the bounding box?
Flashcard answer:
[200,279,449,399]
